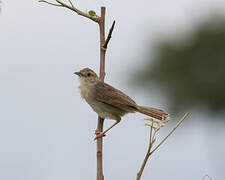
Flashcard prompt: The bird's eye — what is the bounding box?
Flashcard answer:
[87,73,91,77]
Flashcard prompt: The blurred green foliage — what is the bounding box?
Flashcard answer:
[134,16,225,113]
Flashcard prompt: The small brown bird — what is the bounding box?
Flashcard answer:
[74,68,169,139]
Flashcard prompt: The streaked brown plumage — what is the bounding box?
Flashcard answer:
[74,68,169,139]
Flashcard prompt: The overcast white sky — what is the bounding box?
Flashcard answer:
[0,0,225,180]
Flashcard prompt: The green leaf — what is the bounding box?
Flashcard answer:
[88,10,96,17]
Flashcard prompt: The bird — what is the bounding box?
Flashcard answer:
[74,67,169,139]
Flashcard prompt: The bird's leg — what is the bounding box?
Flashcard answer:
[94,117,121,140]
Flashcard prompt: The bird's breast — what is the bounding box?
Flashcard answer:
[78,85,90,100]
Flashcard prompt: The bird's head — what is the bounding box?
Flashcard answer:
[74,68,99,85]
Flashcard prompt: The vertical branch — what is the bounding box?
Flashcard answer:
[96,117,104,180]
[96,6,106,180]
[39,2,115,180]
[99,7,106,81]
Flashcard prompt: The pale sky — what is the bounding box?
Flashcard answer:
[0,0,225,180]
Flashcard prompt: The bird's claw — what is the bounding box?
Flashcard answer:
[94,133,106,140]
[101,45,106,51]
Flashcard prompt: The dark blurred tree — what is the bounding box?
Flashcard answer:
[134,15,225,113]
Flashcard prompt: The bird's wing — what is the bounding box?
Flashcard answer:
[92,81,137,112]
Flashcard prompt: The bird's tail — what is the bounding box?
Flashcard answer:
[137,106,169,122]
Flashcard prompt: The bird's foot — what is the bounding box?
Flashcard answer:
[101,45,106,51]
[94,132,106,140]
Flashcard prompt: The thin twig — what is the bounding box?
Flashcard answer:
[136,122,154,180]
[38,0,62,7]
[103,20,115,49]
[137,112,189,180]
[150,112,189,155]
[39,0,99,23]
[149,122,153,147]
[68,0,74,8]
[56,0,99,22]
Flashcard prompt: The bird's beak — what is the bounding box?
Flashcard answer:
[74,71,81,76]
